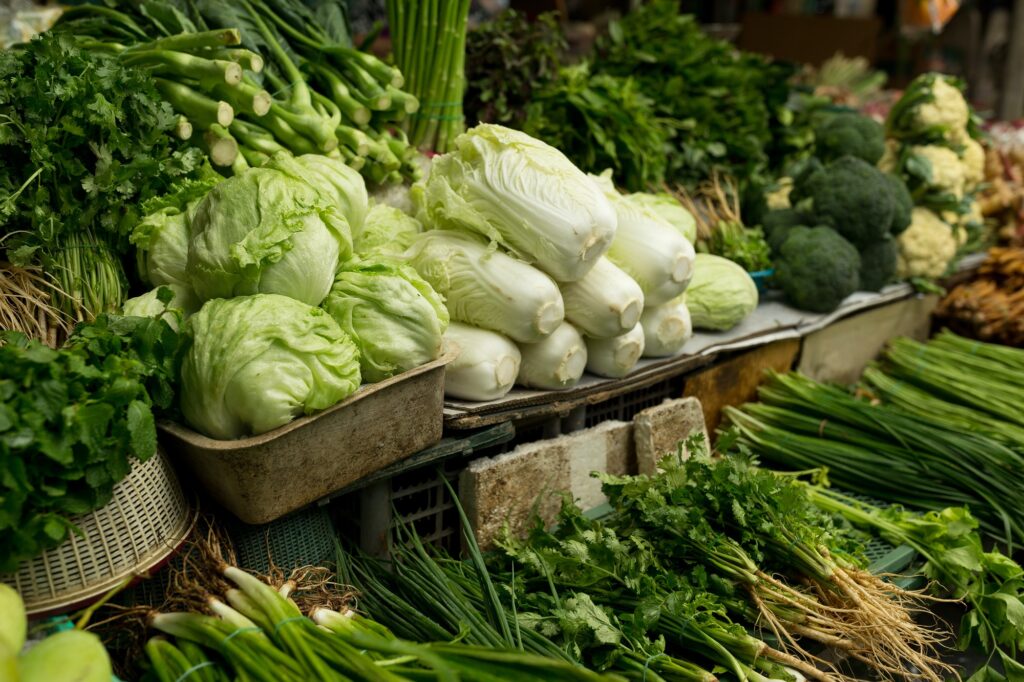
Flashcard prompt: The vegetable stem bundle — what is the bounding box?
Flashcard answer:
[388,0,471,153]
[54,1,422,183]
[726,344,1024,550]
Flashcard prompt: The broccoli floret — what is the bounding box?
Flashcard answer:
[814,112,885,164]
[858,237,898,291]
[883,173,913,235]
[774,226,861,313]
[761,208,807,253]
[794,155,895,248]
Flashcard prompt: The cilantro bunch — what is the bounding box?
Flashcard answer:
[0,312,182,571]
[591,0,799,188]
[0,32,202,262]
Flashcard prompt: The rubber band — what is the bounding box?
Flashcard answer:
[221,626,261,643]
[273,615,307,634]
[174,660,217,682]
[642,652,666,680]
[410,112,464,122]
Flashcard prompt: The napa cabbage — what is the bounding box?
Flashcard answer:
[517,321,587,390]
[640,295,693,357]
[443,322,521,401]
[404,230,564,343]
[585,323,645,378]
[560,257,644,339]
[416,124,617,282]
[625,192,698,243]
[593,173,696,306]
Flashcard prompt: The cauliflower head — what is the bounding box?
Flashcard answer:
[766,177,793,210]
[878,139,900,174]
[953,131,985,189]
[887,73,971,143]
[916,76,970,132]
[896,207,957,279]
[909,145,966,198]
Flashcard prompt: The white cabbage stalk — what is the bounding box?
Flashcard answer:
[585,323,645,378]
[560,257,644,339]
[640,295,693,357]
[443,322,521,401]
[517,321,587,390]
[404,230,564,343]
[416,124,617,282]
[592,173,696,306]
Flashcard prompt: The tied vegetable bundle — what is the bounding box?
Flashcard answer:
[387,0,471,154]
[343,438,955,682]
[142,558,611,682]
[726,332,1024,550]
[0,32,204,327]
[55,0,421,185]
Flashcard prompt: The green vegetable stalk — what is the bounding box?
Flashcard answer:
[388,0,471,153]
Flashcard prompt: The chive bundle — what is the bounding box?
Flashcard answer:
[726,336,1024,550]
[388,0,472,153]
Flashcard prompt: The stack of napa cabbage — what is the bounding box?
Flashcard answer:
[128,154,449,439]
[402,125,700,399]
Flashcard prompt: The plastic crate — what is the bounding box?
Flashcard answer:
[583,376,683,428]
[333,423,515,557]
[226,505,336,575]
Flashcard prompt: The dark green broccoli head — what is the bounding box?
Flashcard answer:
[794,155,895,248]
[858,237,898,291]
[762,208,808,253]
[814,112,886,165]
[774,226,861,313]
[882,173,913,235]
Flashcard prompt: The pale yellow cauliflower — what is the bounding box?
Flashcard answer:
[877,139,900,174]
[950,129,985,189]
[917,76,970,133]
[765,177,793,210]
[897,207,958,279]
[910,145,966,198]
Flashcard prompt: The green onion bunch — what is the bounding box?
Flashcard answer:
[726,336,1024,550]
[144,562,615,682]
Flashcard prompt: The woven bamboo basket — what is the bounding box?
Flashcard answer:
[1,448,194,616]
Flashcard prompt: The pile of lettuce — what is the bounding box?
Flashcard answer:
[129,153,449,440]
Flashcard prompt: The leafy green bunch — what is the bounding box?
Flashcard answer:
[464,9,566,129]
[592,0,797,188]
[0,309,183,571]
[523,63,670,192]
[0,32,203,262]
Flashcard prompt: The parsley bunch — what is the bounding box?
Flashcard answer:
[0,32,202,262]
[0,311,182,571]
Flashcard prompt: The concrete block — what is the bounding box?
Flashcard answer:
[459,420,633,549]
[634,397,708,474]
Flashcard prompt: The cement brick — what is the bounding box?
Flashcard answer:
[634,397,708,474]
[459,420,633,549]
